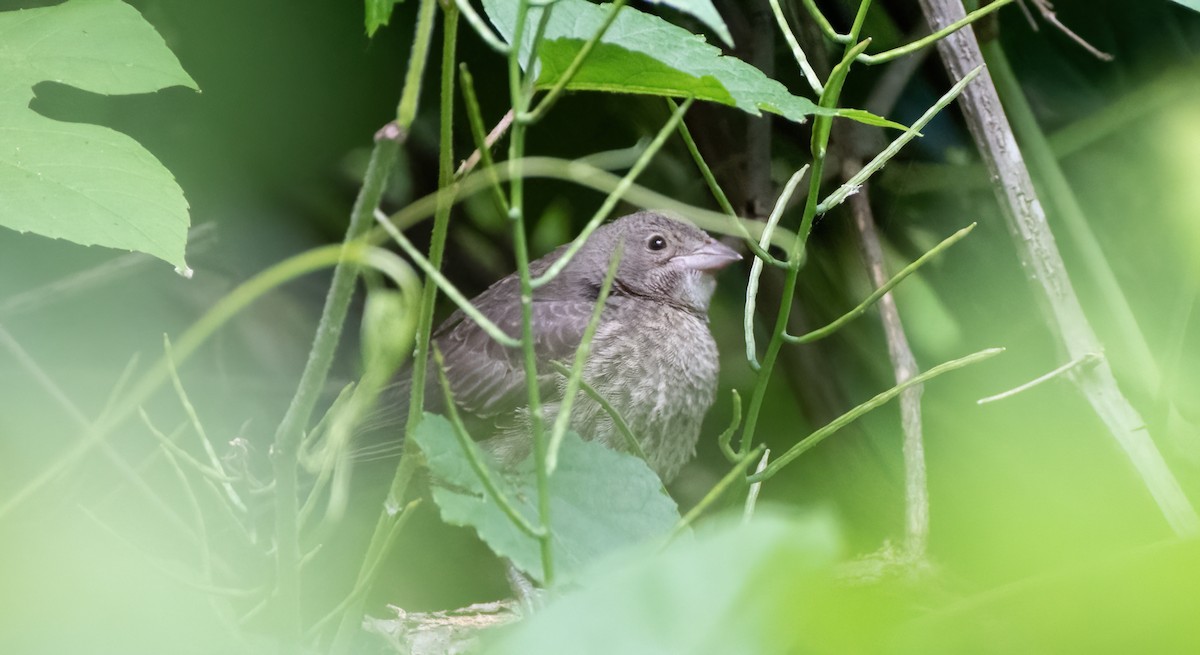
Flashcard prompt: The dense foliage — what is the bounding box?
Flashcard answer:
[2,0,1199,653]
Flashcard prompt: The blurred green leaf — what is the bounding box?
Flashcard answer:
[365,0,403,36]
[413,413,681,584]
[1170,0,1200,13]
[0,0,197,272]
[895,540,1200,653]
[638,0,734,47]
[484,512,843,655]
[361,289,412,371]
[484,0,898,128]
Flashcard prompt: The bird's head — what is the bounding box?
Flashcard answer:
[570,212,741,314]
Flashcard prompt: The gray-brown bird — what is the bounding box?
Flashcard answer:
[390,211,740,482]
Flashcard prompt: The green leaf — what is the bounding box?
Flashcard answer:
[484,0,899,128]
[638,0,734,48]
[0,0,197,273]
[413,413,681,584]
[365,0,403,36]
[1170,0,1200,13]
[485,0,816,122]
[485,513,843,655]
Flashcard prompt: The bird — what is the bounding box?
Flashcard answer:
[372,210,741,483]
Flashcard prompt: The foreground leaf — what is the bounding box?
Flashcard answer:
[414,413,680,584]
[485,513,843,655]
[0,0,197,272]
[485,0,845,125]
[639,0,734,47]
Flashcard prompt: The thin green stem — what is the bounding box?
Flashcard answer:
[459,64,510,212]
[322,501,420,651]
[977,352,1101,405]
[139,411,215,582]
[743,448,770,522]
[768,0,823,94]
[859,0,1013,65]
[331,4,455,649]
[669,98,787,268]
[532,97,693,288]
[549,361,646,462]
[785,223,976,343]
[137,408,234,483]
[507,0,555,586]
[670,444,765,540]
[818,66,983,214]
[749,348,1004,483]
[401,0,461,458]
[522,0,629,124]
[801,0,849,43]
[271,133,400,648]
[163,335,246,513]
[433,349,547,539]
[454,0,510,54]
[740,19,871,457]
[376,156,801,253]
[374,210,519,347]
[848,0,874,43]
[547,246,622,472]
[745,167,808,370]
[396,0,439,127]
[716,390,743,463]
[0,242,418,523]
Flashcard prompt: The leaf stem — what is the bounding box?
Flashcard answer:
[454,0,510,53]
[271,129,401,651]
[670,444,765,540]
[784,223,976,343]
[549,361,647,462]
[670,98,787,268]
[374,209,520,347]
[546,245,622,472]
[459,64,510,212]
[817,65,983,214]
[521,0,629,124]
[507,0,556,586]
[716,390,743,463]
[749,348,1005,483]
[768,0,824,94]
[433,349,547,539]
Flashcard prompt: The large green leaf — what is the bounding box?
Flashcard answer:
[638,0,733,47]
[0,0,197,273]
[1170,0,1200,13]
[484,0,900,128]
[484,513,843,655]
[413,413,681,584]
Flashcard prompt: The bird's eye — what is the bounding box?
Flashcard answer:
[647,234,667,251]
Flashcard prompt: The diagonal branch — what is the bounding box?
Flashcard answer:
[842,157,929,560]
[917,0,1198,537]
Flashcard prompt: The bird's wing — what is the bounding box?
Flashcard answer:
[434,293,598,417]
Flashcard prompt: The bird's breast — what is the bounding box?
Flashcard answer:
[571,301,720,481]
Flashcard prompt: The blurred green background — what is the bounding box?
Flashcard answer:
[1,0,1199,652]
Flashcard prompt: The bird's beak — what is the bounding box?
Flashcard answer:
[672,239,742,272]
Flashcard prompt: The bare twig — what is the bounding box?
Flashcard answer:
[1029,0,1114,61]
[455,109,514,177]
[363,601,521,655]
[843,158,929,560]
